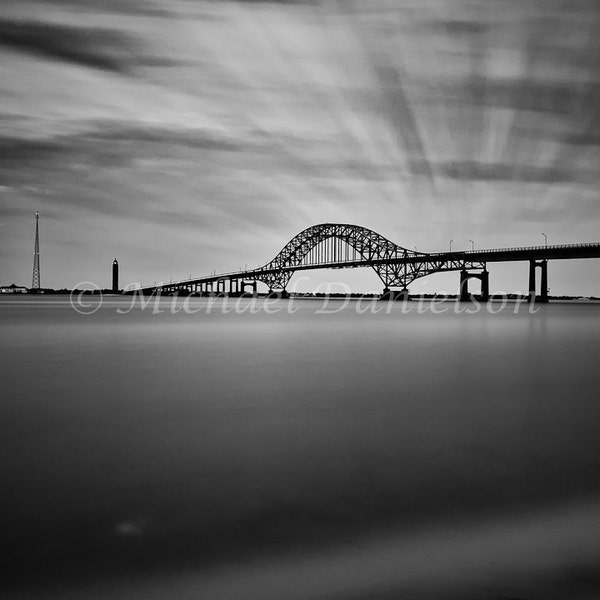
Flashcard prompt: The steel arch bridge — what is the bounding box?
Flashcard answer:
[139,223,600,301]
[250,223,460,291]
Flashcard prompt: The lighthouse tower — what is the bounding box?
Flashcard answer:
[112,259,119,293]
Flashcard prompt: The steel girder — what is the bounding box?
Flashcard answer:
[144,225,487,294]
[251,223,454,291]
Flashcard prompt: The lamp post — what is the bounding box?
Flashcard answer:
[449,239,454,252]
[541,232,547,247]
[469,239,475,251]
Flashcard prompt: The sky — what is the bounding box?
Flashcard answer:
[0,0,599,294]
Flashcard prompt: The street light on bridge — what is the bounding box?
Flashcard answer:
[541,232,548,247]
[449,239,454,252]
[469,239,475,251]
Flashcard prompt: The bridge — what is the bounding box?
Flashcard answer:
[139,223,600,302]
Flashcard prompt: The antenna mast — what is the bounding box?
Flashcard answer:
[32,212,40,289]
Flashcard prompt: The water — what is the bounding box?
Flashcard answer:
[2,296,600,599]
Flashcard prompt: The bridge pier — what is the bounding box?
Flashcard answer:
[239,280,257,296]
[381,288,410,301]
[528,260,548,303]
[459,268,489,302]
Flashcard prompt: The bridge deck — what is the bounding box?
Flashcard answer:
[445,242,600,263]
[140,242,600,293]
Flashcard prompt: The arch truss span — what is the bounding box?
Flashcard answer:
[140,223,600,297]
[252,223,425,291]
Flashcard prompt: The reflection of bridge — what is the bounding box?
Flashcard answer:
[140,223,600,302]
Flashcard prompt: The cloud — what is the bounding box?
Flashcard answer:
[434,160,590,184]
[11,0,177,17]
[0,124,241,175]
[467,79,588,116]
[0,122,296,238]
[0,19,137,73]
[434,19,489,36]
[0,137,66,163]
[565,132,600,146]
[214,0,317,3]
[85,124,243,152]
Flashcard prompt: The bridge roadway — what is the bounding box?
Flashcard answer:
[139,240,600,302]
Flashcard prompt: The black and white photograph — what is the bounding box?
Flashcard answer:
[1,1,600,598]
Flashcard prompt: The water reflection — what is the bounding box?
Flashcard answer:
[2,298,600,599]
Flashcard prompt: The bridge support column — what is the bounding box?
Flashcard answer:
[528,260,549,303]
[459,268,489,301]
[239,280,257,296]
[481,269,490,302]
[459,270,470,302]
[540,261,548,303]
[529,260,536,301]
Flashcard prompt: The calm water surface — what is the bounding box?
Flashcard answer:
[2,296,600,599]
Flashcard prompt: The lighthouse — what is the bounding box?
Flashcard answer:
[112,259,119,293]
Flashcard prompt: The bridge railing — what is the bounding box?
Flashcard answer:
[460,242,600,255]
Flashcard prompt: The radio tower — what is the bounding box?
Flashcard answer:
[32,212,40,289]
